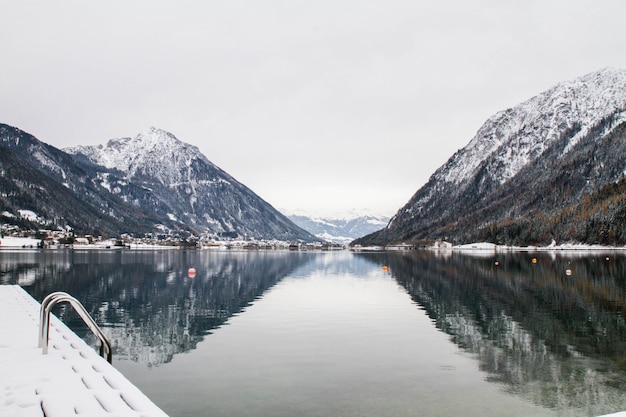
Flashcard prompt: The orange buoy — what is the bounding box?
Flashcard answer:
[382,266,388,271]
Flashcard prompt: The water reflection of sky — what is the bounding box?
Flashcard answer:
[115,251,550,417]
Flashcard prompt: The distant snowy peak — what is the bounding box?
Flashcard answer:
[284,208,390,222]
[440,67,626,186]
[287,212,390,243]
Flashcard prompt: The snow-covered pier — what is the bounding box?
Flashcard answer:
[0,285,168,417]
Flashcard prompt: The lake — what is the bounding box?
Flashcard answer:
[2,248,626,416]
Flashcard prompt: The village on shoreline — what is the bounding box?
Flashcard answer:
[2,227,625,253]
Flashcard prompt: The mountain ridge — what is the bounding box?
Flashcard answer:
[0,123,168,235]
[286,212,389,244]
[0,124,317,242]
[354,68,626,247]
[67,127,317,241]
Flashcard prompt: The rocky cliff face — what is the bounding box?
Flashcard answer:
[354,68,626,246]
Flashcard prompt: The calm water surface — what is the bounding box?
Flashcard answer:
[2,249,626,416]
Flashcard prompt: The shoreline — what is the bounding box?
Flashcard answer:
[435,241,626,252]
[353,241,626,253]
[3,236,626,253]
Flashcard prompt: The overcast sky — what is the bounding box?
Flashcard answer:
[2,1,626,217]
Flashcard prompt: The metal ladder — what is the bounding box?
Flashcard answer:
[39,292,113,363]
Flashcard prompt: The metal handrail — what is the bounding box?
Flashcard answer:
[38,292,67,348]
[39,292,113,363]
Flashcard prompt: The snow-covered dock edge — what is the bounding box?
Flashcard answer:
[0,285,169,417]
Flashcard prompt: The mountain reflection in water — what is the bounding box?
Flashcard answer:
[358,250,626,413]
[1,249,314,366]
[3,249,626,415]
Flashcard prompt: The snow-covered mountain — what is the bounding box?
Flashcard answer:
[286,211,389,244]
[66,127,316,241]
[0,123,167,236]
[0,124,316,241]
[355,68,626,246]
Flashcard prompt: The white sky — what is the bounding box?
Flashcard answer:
[2,0,626,217]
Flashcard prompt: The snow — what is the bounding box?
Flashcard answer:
[0,236,40,248]
[439,68,626,187]
[65,127,212,188]
[98,172,112,192]
[431,241,626,253]
[18,210,40,222]
[366,218,388,226]
[32,150,62,176]
[453,242,498,250]
[563,110,626,156]
[316,232,353,244]
[0,285,168,417]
